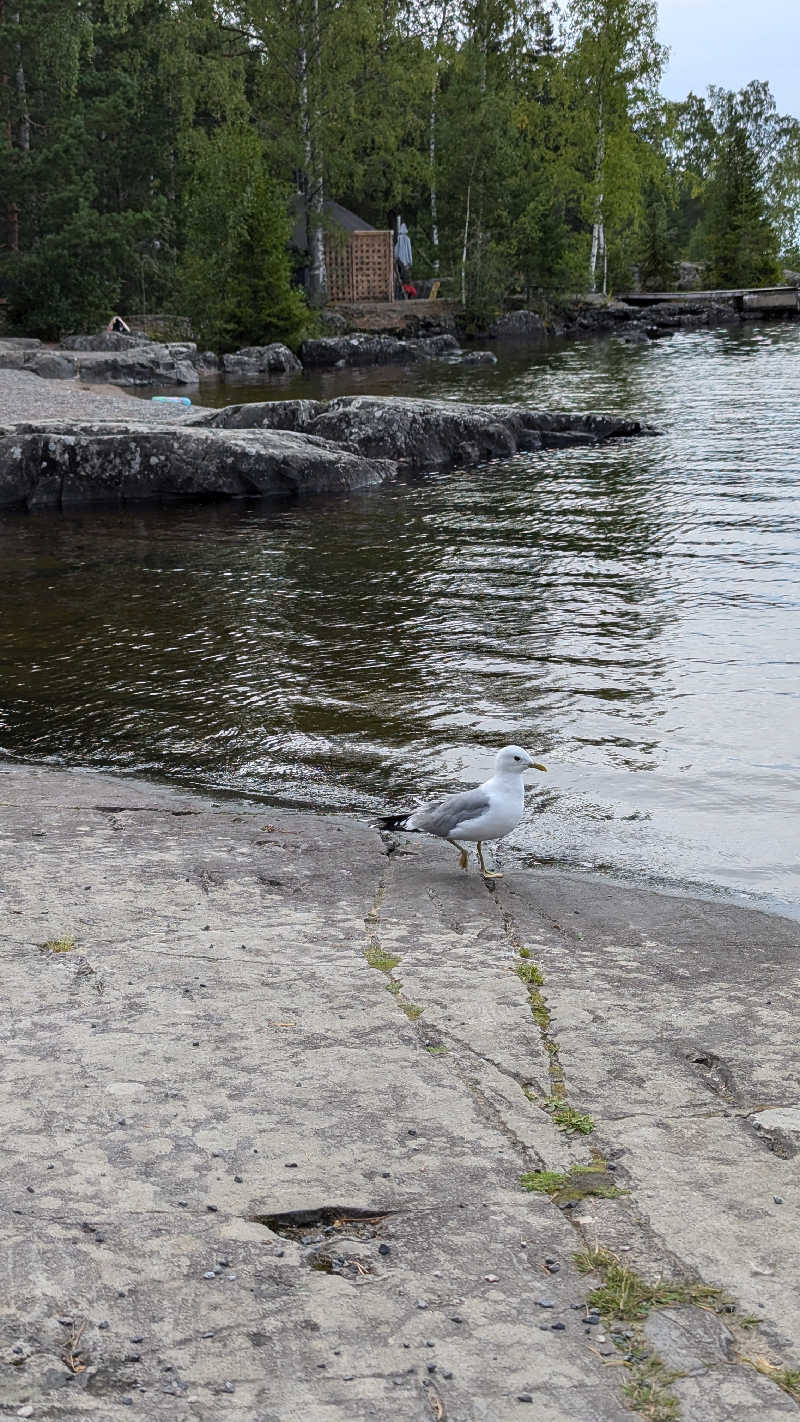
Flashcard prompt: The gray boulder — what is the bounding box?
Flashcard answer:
[61,332,154,352]
[461,349,498,365]
[187,399,324,431]
[23,351,79,379]
[299,333,459,368]
[221,344,301,375]
[489,310,548,341]
[70,347,200,385]
[304,394,655,472]
[0,422,394,511]
[0,344,32,371]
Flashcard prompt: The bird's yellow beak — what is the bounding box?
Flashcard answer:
[531,762,547,772]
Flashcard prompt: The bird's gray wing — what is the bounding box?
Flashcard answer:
[409,788,491,839]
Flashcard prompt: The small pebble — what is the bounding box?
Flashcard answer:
[95,1232,105,1243]
[284,1162,298,1169]
[545,1262,560,1273]
[57,1318,73,1327]
[218,1258,230,1268]
[121,1401,133,1408]
[408,1129,417,1137]
[551,1322,565,1331]
[223,1381,235,1393]
[234,1175,243,1184]
[206,1204,218,1213]
[537,1299,554,1309]
[178,1201,188,1208]
[130,1335,144,1344]
[518,1395,533,1404]
[484,1274,499,1283]
[378,1244,391,1256]
[441,1370,453,1380]
[203,1271,217,1279]
[539,1324,550,1332]
[451,1315,463,1324]
[586,1316,600,1326]
[774,1196,783,1205]
[98,1322,109,1330]
[417,1299,428,1310]
[427,1363,437,1374]
[381,1171,391,1178]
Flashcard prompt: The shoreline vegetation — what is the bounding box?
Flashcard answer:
[1,3,799,351]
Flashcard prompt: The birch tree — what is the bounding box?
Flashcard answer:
[564,0,664,292]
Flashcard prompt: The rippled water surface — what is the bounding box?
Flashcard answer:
[2,323,799,915]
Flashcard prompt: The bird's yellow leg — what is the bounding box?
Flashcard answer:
[477,841,503,879]
[451,841,469,872]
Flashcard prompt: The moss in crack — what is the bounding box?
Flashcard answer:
[400,998,424,1021]
[515,959,544,987]
[521,1161,624,1202]
[545,1098,595,1135]
[366,944,400,972]
[39,935,76,953]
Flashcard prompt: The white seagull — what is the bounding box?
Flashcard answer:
[377,745,546,878]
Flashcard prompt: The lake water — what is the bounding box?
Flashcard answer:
[2,322,799,917]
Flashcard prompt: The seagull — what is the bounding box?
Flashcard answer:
[377,745,546,878]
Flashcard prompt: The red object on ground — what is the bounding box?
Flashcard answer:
[402,283,417,297]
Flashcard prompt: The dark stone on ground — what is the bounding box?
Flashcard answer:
[221,344,301,375]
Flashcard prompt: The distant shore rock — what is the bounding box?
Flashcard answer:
[299,332,459,367]
[221,344,301,376]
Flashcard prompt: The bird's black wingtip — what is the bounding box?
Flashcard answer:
[376,813,411,833]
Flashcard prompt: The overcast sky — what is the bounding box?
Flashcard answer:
[657,0,799,117]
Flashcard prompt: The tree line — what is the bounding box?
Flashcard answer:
[1,0,798,346]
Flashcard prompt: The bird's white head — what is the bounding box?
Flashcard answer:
[495,745,547,776]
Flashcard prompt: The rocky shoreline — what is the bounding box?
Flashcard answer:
[2,759,799,1419]
[0,381,656,512]
[4,286,794,396]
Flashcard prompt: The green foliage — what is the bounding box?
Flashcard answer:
[1,0,798,337]
[179,126,309,350]
[705,102,781,287]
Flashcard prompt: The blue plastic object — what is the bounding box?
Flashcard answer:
[151,396,192,406]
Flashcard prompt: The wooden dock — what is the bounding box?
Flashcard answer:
[618,285,800,313]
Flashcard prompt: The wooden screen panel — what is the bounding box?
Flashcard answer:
[324,230,393,303]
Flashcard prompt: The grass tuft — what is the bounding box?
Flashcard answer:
[623,1357,681,1421]
[40,935,76,953]
[520,1169,568,1193]
[574,1246,727,1320]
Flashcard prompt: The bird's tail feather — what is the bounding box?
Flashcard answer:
[376,813,416,833]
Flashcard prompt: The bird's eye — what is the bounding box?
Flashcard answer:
[514,755,521,761]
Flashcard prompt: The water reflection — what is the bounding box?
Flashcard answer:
[2,323,800,915]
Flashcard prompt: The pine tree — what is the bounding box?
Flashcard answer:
[705,103,781,288]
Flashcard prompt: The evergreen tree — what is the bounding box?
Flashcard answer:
[705,102,781,287]
[179,125,308,350]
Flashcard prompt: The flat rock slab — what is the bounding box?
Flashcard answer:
[2,763,799,1419]
[0,423,393,510]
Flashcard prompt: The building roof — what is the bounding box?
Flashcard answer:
[291,195,376,253]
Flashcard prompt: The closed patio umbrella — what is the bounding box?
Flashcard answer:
[394,223,412,268]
